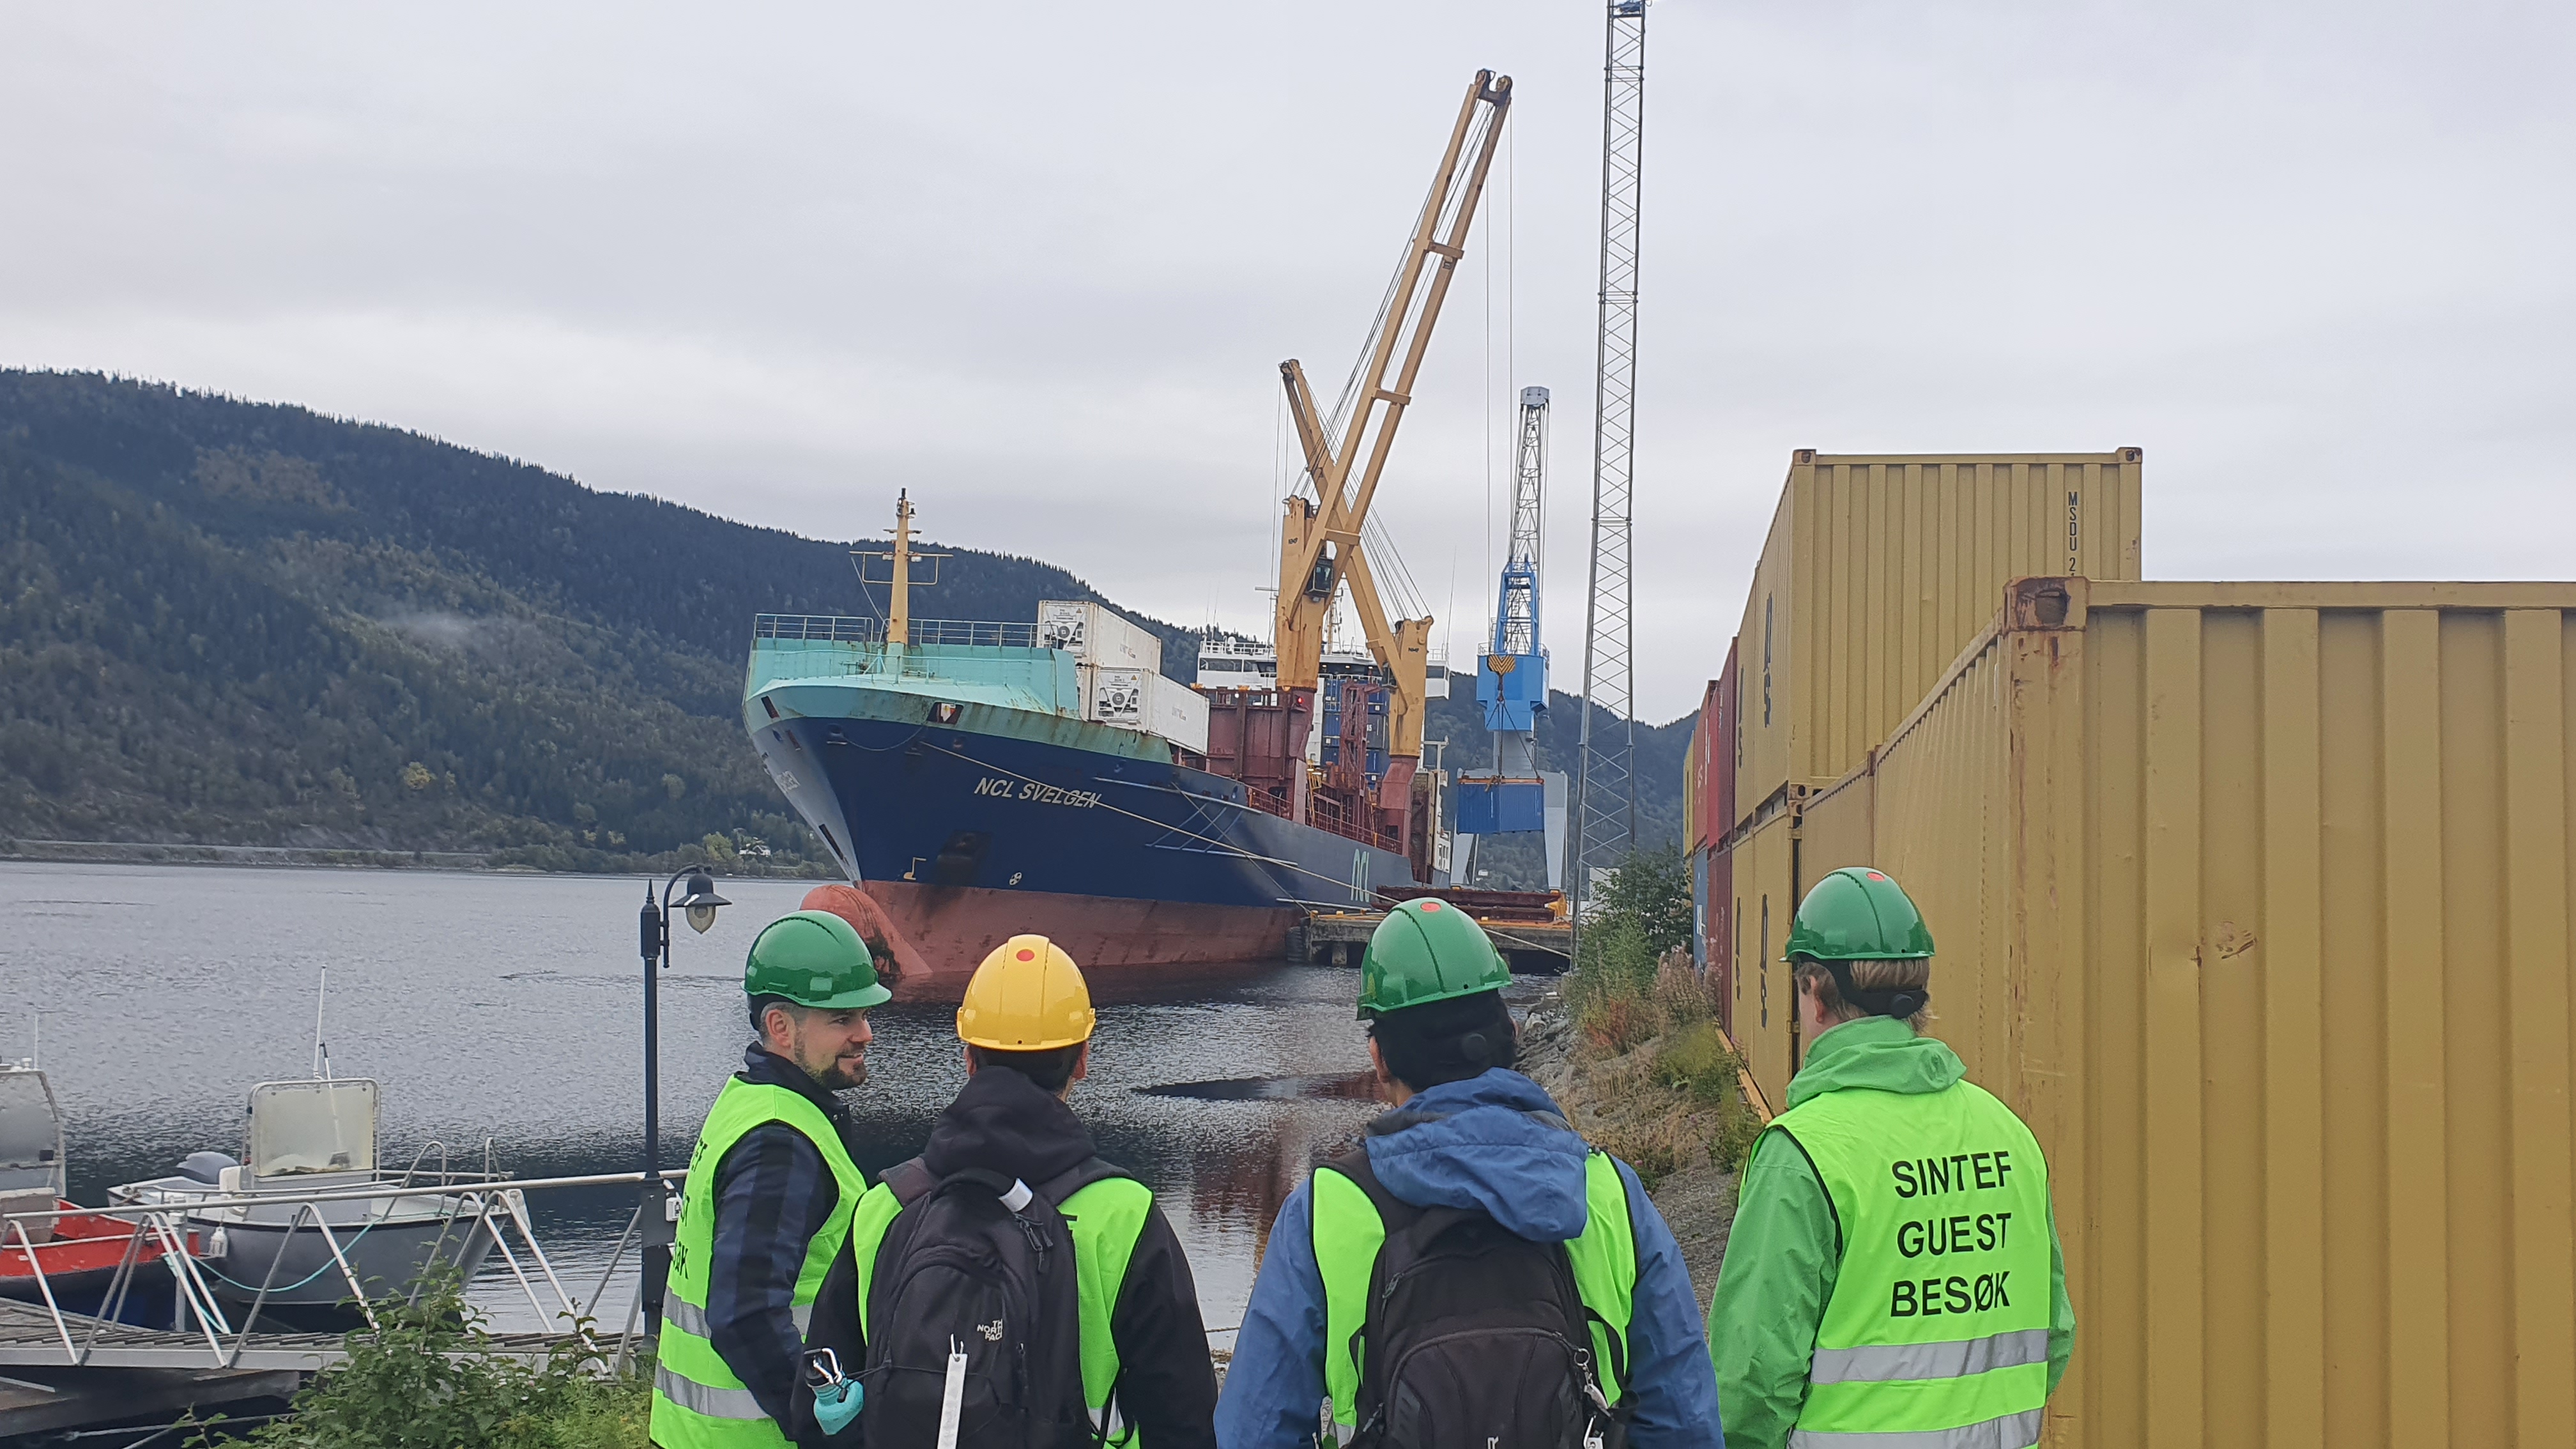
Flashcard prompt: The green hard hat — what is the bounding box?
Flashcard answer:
[1783,867,1937,962]
[745,910,891,1009]
[1356,898,1510,1020]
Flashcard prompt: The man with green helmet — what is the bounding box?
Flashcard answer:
[1706,868,2076,1449]
[1216,898,1723,1448]
[652,909,893,1449]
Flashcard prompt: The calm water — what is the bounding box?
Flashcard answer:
[0,862,1404,1337]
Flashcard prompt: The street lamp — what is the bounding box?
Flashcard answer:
[637,866,730,1331]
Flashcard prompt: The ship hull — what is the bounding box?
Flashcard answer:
[746,702,1418,977]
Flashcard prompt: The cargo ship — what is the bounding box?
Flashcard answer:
[746,71,1511,979]
[742,497,1438,980]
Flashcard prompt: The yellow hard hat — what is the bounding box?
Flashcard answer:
[957,935,1097,1050]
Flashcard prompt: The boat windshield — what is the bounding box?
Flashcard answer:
[0,1070,62,1195]
[246,1079,379,1177]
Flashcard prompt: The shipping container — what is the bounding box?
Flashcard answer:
[1705,845,1734,1037]
[1038,599,1163,671]
[1711,641,1738,847]
[1684,719,1707,854]
[1798,575,2576,1448]
[1733,449,2143,828]
[1718,806,1798,1116]
[1079,664,1209,753]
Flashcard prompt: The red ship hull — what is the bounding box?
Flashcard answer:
[804,881,1294,990]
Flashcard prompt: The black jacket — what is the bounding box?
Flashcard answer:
[793,1065,1218,1449]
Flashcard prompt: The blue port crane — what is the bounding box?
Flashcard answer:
[1452,386,1568,888]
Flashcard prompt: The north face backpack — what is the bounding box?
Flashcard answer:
[1329,1149,1628,1449]
[859,1156,1126,1449]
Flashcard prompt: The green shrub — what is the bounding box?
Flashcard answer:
[203,1273,648,1449]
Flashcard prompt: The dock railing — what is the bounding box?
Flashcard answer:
[0,1169,684,1372]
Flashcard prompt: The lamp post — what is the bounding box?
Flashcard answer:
[637,866,730,1333]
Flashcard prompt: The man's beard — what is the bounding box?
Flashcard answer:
[815,1055,867,1091]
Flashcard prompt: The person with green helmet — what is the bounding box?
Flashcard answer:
[652,909,893,1449]
[1216,898,1723,1448]
[1706,867,2076,1449]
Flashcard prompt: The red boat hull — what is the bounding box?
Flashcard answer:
[0,1206,183,1301]
[805,882,1294,991]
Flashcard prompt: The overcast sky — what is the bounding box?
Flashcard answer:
[5,1,2568,721]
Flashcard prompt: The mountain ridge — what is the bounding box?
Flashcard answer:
[0,369,1687,884]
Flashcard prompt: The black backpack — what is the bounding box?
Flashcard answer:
[858,1155,1128,1449]
[1327,1147,1629,1449]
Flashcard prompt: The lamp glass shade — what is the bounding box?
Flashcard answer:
[678,871,730,935]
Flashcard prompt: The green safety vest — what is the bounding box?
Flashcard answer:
[1310,1150,1639,1444]
[843,1165,1158,1445]
[1762,1078,2054,1449]
[651,1078,866,1449]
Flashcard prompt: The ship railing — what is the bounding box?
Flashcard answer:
[1303,793,1402,854]
[0,1168,687,1373]
[755,614,1039,648]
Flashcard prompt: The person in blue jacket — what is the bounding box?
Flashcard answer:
[1216,899,1722,1448]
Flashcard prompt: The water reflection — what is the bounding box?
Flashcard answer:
[1,863,1383,1335]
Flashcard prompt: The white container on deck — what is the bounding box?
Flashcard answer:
[1079,666,1210,755]
[1038,601,1163,671]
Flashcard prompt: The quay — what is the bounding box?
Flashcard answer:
[1296,888,1571,972]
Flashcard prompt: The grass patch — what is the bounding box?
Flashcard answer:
[1552,846,1763,1188]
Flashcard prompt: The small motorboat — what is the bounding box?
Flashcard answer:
[110,1077,499,1310]
[0,1064,190,1308]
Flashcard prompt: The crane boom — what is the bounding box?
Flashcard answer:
[1275,68,1513,768]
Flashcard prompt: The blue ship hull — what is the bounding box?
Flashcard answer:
[747,709,1420,978]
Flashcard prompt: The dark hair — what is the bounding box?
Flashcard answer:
[1368,989,1516,1091]
[749,995,797,1037]
[967,1043,1085,1094]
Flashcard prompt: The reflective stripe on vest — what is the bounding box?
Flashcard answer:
[845,1169,1156,1445]
[649,1077,866,1449]
[1308,1150,1639,1439]
[1763,1077,2052,1446]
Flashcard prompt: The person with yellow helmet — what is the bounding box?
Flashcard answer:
[795,935,1218,1449]
[1706,868,2075,1449]
[652,910,891,1449]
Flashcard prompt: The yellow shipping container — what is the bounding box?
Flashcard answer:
[1799,575,2576,1448]
[1733,448,2144,827]
[1720,806,1800,1113]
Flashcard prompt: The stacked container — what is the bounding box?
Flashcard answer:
[1038,599,1163,672]
[1729,448,2143,826]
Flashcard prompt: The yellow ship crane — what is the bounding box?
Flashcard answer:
[1276,69,1514,785]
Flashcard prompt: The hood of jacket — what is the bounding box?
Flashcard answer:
[918,1062,1096,1186]
[1784,1015,1965,1110]
[1361,1068,1593,1243]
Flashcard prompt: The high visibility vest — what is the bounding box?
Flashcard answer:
[1763,1078,2055,1449]
[843,1164,1157,1445]
[1308,1149,1639,1445]
[650,1078,866,1449]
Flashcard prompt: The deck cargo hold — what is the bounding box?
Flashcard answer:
[1732,449,2144,829]
[1792,575,2576,1449]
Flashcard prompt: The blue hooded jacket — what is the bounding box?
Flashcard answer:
[1214,1069,1722,1448]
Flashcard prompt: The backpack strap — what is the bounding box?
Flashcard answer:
[878,1155,938,1206]
[1032,1155,1132,1208]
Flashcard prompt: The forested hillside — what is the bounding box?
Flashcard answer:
[0,371,1689,875]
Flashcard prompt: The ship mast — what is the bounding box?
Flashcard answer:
[853,490,946,646]
[888,491,917,643]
